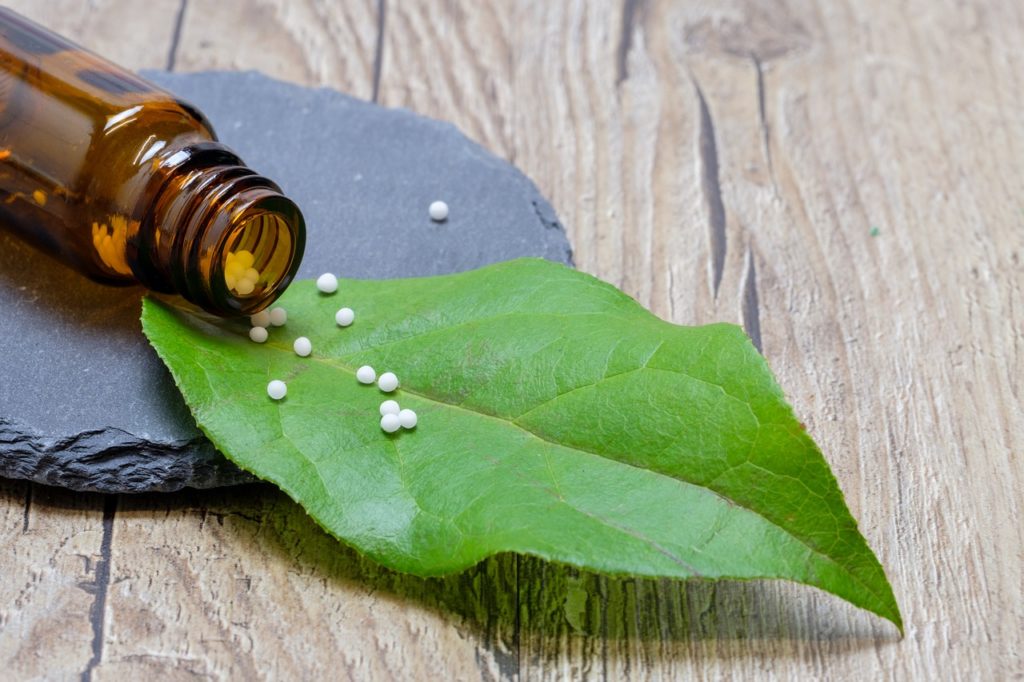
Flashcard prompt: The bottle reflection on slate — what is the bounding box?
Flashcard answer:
[0,8,305,316]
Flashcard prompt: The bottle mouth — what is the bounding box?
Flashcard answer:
[208,193,305,316]
[132,143,307,317]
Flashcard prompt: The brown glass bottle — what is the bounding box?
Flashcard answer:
[0,8,304,316]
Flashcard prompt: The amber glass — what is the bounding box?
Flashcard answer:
[0,8,305,316]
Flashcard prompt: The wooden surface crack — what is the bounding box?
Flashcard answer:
[693,78,727,298]
[165,0,188,72]
[741,247,763,353]
[751,53,774,181]
[21,484,30,533]
[80,496,117,682]
[371,0,387,102]
[616,0,647,85]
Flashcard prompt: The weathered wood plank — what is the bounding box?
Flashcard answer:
[0,480,110,680]
[91,487,518,680]
[175,0,380,101]
[4,0,182,69]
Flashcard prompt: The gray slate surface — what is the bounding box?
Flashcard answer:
[0,70,573,493]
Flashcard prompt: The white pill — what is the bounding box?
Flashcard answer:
[269,307,287,326]
[380,413,401,433]
[234,250,255,268]
[267,379,287,400]
[429,200,448,222]
[316,272,338,294]
[293,336,312,357]
[377,372,399,392]
[249,326,268,343]
[250,310,271,327]
[356,365,376,384]
[243,267,260,283]
[398,409,417,429]
[335,307,355,327]
[379,399,400,416]
[235,278,255,295]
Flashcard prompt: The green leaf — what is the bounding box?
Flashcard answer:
[141,258,901,630]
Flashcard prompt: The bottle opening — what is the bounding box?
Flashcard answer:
[211,193,304,315]
[223,212,291,298]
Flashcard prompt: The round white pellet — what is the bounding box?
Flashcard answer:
[250,310,271,327]
[249,326,268,343]
[235,278,255,295]
[429,200,449,222]
[234,250,255,268]
[335,307,355,327]
[356,365,376,384]
[398,409,417,429]
[293,336,312,357]
[379,399,400,416]
[316,273,338,294]
[380,413,401,433]
[267,380,287,400]
[377,372,399,392]
[269,307,287,326]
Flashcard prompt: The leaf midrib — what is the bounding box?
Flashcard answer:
[248,336,887,614]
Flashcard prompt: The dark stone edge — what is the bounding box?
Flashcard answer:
[0,418,254,493]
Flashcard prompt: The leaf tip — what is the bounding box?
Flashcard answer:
[886,602,905,637]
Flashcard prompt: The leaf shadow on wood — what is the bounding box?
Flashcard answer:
[41,483,900,656]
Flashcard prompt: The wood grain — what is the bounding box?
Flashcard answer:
[173,0,380,101]
[1,0,1022,679]
[3,0,183,70]
[0,480,108,680]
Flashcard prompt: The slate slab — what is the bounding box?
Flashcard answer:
[0,70,573,493]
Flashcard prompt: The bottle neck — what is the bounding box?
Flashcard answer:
[130,142,305,316]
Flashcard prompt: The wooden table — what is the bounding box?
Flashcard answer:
[2,1,1021,679]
